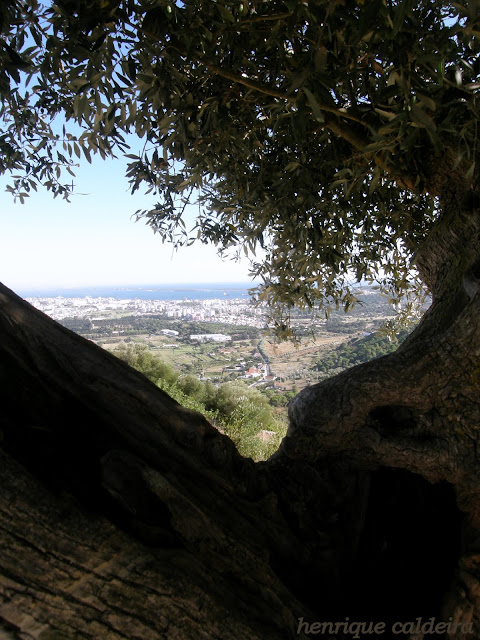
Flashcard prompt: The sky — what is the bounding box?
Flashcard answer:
[0,152,255,291]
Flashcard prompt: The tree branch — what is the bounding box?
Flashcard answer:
[323,117,368,152]
[163,41,369,126]
[149,38,415,189]
[238,12,293,24]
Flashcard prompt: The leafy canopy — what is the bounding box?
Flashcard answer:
[1,0,479,332]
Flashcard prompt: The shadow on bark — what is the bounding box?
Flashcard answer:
[0,255,479,639]
[343,468,463,624]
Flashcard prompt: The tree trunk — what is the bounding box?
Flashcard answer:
[1,195,480,639]
[0,282,313,640]
[277,192,480,636]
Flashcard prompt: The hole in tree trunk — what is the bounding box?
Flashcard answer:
[341,467,463,627]
[270,463,464,635]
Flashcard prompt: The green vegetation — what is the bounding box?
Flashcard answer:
[114,344,286,461]
[2,0,477,459]
[61,315,262,341]
[58,289,414,410]
[314,331,409,378]
[4,1,476,337]
[115,342,178,385]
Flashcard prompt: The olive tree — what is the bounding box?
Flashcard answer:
[1,1,480,638]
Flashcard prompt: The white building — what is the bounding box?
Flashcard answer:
[190,334,232,342]
[161,329,179,337]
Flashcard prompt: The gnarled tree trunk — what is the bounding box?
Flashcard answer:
[1,191,480,639]
[276,191,480,636]
[0,281,312,640]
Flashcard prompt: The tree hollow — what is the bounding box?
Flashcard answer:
[343,468,463,630]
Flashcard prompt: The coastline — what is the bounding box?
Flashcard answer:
[16,282,257,301]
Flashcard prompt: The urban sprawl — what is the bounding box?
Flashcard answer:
[28,295,267,329]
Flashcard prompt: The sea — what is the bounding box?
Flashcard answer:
[17,282,257,301]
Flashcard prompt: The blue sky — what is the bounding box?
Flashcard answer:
[0,152,254,290]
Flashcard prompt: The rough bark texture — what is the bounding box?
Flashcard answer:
[0,448,287,640]
[0,283,316,640]
[279,195,480,636]
[1,195,480,639]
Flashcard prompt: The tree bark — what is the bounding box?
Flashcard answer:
[279,193,480,636]
[0,283,315,640]
[1,195,480,639]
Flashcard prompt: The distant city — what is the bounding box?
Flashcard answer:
[25,282,380,331]
[24,282,399,393]
[27,294,267,328]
